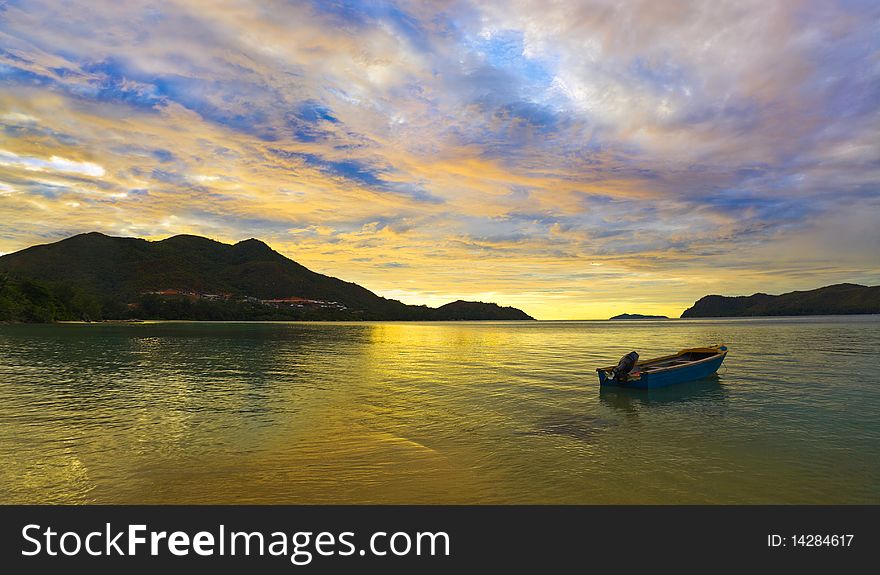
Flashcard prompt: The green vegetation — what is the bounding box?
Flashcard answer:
[0,273,103,322]
[0,232,535,322]
[681,283,880,317]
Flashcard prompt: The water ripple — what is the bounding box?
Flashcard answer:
[1,317,878,503]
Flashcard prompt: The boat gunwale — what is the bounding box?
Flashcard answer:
[597,346,727,378]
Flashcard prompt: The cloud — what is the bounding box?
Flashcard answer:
[0,0,877,318]
[0,149,105,177]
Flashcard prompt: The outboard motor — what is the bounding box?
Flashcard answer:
[611,351,639,382]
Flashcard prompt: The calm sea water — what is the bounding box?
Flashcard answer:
[1,317,878,504]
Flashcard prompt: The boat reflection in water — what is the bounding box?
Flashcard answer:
[599,375,728,416]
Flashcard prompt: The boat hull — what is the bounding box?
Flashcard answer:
[597,348,727,389]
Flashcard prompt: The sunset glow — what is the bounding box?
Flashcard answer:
[1,0,878,318]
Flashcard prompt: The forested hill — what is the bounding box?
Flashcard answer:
[681,283,880,317]
[0,232,534,322]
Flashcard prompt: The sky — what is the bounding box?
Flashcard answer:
[0,0,878,319]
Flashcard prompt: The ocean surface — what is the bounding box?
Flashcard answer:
[1,317,878,504]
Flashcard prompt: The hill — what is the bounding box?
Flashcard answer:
[609,313,669,320]
[0,232,534,322]
[681,283,880,318]
[435,300,533,320]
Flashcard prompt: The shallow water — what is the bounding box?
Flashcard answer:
[1,317,878,503]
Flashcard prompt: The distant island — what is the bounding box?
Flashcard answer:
[681,283,880,317]
[0,232,534,322]
[609,313,669,320]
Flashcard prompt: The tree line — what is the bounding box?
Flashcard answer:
[0,273,104,322]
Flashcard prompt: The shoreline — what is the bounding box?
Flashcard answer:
[3,313,877,326]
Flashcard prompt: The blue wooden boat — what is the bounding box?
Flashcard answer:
[597,345,728,389]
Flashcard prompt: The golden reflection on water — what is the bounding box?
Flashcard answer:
[1,318,879,503]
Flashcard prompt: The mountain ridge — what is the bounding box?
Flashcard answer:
[680,283,880,317]
[0,232,534,322]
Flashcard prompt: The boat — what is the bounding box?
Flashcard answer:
[597,345,728,389]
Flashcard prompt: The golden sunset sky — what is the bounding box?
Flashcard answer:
[1,0,878,318]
